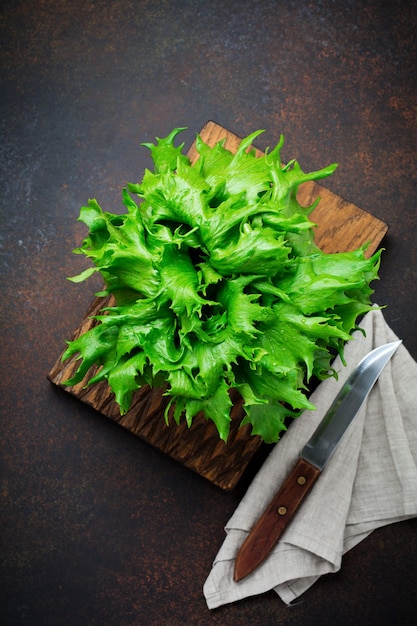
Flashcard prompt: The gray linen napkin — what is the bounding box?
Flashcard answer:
[203,308,417,608]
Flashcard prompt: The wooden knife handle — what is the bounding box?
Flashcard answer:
[234,458,321,581]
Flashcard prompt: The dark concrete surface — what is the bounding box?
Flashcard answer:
[1,1,416,624]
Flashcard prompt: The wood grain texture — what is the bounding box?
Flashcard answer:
[48,121,388,490]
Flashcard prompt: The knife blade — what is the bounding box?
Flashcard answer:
[234,339,402,582]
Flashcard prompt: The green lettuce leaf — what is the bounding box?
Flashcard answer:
[63,128,381,443]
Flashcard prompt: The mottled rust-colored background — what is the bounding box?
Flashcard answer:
[1,1,416,625]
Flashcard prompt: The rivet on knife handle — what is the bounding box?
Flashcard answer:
[233,458,321,582]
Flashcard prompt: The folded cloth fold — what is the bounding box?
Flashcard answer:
[203,308,417,608]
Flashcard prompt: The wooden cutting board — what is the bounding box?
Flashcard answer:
[48,121,388,490]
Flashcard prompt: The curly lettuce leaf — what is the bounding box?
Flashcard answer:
[63,128,381,443]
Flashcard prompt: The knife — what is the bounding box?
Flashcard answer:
[234,339,402,582]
